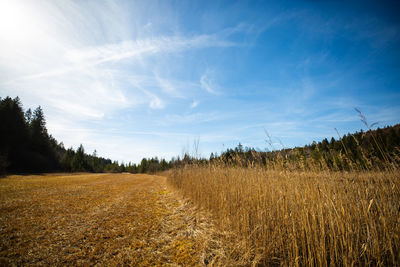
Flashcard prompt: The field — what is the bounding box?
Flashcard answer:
[0,173,223,266]
[1,169,399,266]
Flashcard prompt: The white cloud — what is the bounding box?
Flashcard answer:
[128,79,165,109]
[149,95,165,109]
[163,112,225,125]
[200,69,220,95]
[190,100,199,108]
[64,34,236,67]
[155,74,184,98]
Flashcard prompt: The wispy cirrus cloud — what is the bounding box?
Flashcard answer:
[162,112,226,126]
[0,0,247,124]
[200,69,221,95]
[7,33,238,85]
[66,34,237,65]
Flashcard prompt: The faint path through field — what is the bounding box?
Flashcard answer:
[0,173,214,266]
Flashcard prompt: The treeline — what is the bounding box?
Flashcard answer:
[210,124,400,171]
[0,96,114,173]
[2,96,399,173]
[0,96,176,174]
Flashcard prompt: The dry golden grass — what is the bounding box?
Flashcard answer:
[0,173,223,266]
[168,166,400,266]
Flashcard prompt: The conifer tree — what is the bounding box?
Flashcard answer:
[71,144,87,171]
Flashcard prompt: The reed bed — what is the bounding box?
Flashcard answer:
[168,166,400,266]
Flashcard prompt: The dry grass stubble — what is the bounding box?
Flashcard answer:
[0,173,224,266]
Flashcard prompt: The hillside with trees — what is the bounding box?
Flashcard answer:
[0,96,112,173]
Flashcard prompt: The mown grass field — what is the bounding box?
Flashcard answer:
[0,173,221,266]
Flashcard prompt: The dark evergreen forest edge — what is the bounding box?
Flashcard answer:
[1,96,399,174]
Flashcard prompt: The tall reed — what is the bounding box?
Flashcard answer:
[168,166,399,265]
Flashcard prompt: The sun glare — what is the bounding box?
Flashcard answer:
[0,1,40,44]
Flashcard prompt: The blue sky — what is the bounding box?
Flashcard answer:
[1,0,400,163]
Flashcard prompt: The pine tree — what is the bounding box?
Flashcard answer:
[0,97,29,171]
[71,144,87,171]
[30,106,49,153]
